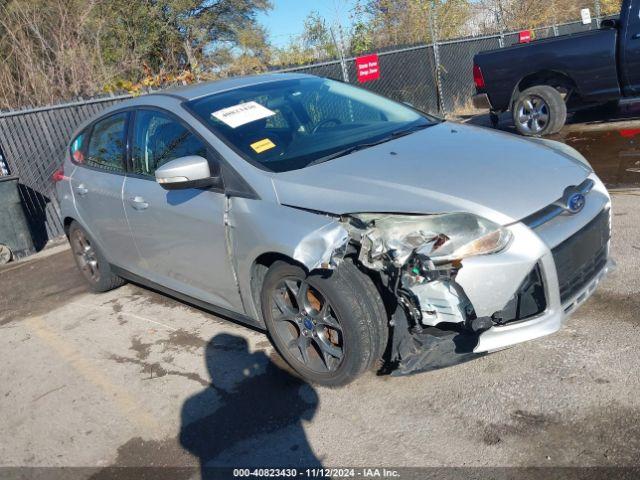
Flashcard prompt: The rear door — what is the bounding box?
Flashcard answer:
[70,111,134,265]
[620,0,640,95]
[122,108,242,312]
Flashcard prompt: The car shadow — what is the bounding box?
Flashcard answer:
[179,333,322,478]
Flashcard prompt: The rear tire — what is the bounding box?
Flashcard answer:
[68,221,125,293]
[513,85,566,137]
[261,260,388,387]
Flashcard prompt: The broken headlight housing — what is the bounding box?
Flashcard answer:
[351,212,513,268]
[424,213,513,264]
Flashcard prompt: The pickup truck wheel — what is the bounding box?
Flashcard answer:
[513,86,566,136]
[261,260,388,387]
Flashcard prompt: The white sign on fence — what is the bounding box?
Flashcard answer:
[581,8,592,25]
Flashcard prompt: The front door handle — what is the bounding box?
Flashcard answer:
[632,32,640,40]
[75,184,88,196]
[128,196,149,210]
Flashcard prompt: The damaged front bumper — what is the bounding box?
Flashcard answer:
[390,178,613,374]
[288,175,612,376]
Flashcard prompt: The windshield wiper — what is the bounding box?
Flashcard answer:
[389,122,432,139]
[307,122,433,167]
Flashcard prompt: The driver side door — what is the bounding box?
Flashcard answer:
[122,108,243,312]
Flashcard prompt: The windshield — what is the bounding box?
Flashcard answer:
[186,77,436,173]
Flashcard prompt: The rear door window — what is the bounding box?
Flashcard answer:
[131,110,208,177]
[85,112,128,173]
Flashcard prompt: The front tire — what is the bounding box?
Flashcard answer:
[68,221,125,293]
[513,85,567,136]
[261,260,388,387]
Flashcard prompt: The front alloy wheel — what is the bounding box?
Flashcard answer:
[270,277,344,374]
[261,261,389,387]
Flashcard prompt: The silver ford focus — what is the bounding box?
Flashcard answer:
[54,73,613,386]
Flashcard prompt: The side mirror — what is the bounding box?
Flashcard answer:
[601,19,618,29]
[155,155,219,190]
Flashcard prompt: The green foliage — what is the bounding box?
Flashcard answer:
[271,10,340,67]
[0,0,272,108]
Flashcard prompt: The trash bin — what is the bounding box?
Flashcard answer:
[0,176,35,264]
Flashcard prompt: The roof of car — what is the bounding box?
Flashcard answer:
[155,72,313,101]
[68,72,316,139]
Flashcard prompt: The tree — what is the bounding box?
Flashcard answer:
[302,11,337,60]
[350,0,471,49]
[0,0,272,109]
[271,11,339,67]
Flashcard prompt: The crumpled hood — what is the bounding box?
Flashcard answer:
[271,122,592,225]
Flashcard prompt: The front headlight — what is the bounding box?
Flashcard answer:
[351,212,513,267]
[429,223,512,263]
[415,213,513,263]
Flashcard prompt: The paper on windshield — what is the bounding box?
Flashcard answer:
[212,101,276,129]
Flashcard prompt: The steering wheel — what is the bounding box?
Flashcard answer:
[312,118,342,134]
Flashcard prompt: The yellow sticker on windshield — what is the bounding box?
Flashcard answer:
[250,138,276,153]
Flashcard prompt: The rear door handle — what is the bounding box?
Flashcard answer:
[632,33,640,39]
[128,196,149,210]
[75,184,88,196]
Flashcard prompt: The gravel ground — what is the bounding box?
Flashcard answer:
[0,120,639,479]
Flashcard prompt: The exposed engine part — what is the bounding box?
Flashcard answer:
[341,213,481,330]
[409,279,471,326]
[295,213,527,374]
[346,214,450,270]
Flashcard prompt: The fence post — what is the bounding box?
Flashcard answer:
[330,25,350,83]
[594,0,602,27]
[495,9,505,47]
[429,1,445,116]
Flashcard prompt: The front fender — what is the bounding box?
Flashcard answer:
[229,198,348,322]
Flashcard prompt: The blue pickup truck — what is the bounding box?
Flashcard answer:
[473,0,639,136]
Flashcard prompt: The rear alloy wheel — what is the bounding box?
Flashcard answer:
[261,261,388,387]
[513,85,566,137]
[68,221,125,293]
[71,227,100,283]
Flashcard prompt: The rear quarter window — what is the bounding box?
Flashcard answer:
[84,112,128,173]
[70,132,86,164]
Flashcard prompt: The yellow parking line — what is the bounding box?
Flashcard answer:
[25,316,161,432]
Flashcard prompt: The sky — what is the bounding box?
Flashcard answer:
[258,0,358,48]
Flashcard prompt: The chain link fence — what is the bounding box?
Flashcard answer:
[0,0,622,254]
[0,95,132,243]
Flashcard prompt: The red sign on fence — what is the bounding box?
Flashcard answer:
[519,30,533,43]
[356,54,380,83]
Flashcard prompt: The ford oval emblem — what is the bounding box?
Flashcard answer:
[567,193,586,214]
